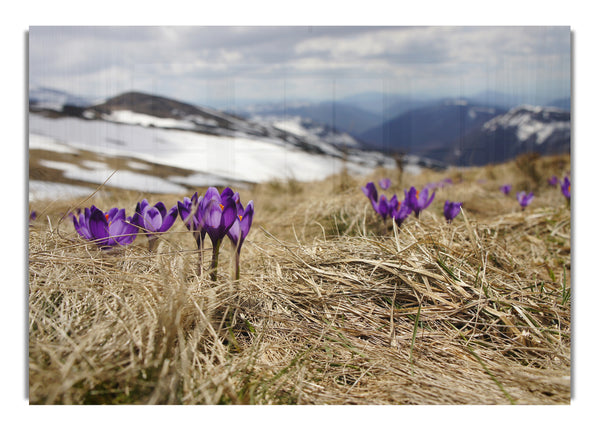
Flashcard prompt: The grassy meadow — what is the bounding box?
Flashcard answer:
[28,152,571,404]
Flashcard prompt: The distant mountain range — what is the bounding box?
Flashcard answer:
[229,100,383,137]
[444,105,571,166]
[29,87,571,169]
[29,86,98,111]
[357,99,506,155]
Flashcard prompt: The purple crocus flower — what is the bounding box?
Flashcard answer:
[516,191,534,210]
[178,192,204,248]
[560,176,571,201]
[378,178,391,190]
[375,195,391,221]
[548,175,558,187]
[390,198,412,227]
[443,201,462,223]
[29,210,37,227]
[72,205,138,249]
[177,192,208,275]
[132,199,178,250]
[361,182,378,212]
[227,194,254,280]
[405,186,435,218]
[500,184,512,195]
[199,187,237,281]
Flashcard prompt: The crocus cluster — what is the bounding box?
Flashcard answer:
[71,187,254,281]
[548,175,559,187]
[362,180,435,227]
[362,181,411,227]
[177,187,254,281]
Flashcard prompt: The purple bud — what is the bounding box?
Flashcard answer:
[516,191,534,209]
[500,184,512,195]
[443,201,462,223]
[378,178,391,190]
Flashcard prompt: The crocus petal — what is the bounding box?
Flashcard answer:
[424,190,435,209]
[154,202,168,218]
[159,205,178,232]
[143,206,163,232]
[139,199,149,212]
[177,198,194,230]
[376,195,389,220]
[220,197,238,231]
[107,207,121,221]
[388,195,398,217]
[109,218,138,245]
[229,200,254,248]
[392,200,412,225]
[221,187,235,200]
[88,208,110,245]
[361,182,378,210]
[239,201,254,238]
[561,177,571,200]
[202,197,223,229]
[73,212,92,240]
[232,192,244,214]
[203,187,220,202]
[227,219,241,246]
[405,187,417,211]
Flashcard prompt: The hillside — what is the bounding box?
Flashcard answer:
[28,153,571,405]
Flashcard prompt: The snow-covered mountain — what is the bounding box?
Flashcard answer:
[69,91,385,159]
[29,90,408,200]
[482,105,570,144]
[442,105,571,166]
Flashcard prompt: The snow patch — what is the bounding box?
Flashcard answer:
[29,135,79,154]
[63,168,188,194]
[29,113,381,185]
[127,161,152,171]
[483,106,570,145]
[29,180,97,202]
[103,110,198,130]
[81,160,110,170]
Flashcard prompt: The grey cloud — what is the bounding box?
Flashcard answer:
[29,26,571,104]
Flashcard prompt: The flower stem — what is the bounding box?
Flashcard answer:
[148,237,157,252]
[193,232,204,276]
[210,238,221,282]
[235,249,241,281]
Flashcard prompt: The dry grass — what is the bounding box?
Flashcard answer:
[28,153,571,404]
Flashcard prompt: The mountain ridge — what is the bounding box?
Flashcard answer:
[29,87,570,168]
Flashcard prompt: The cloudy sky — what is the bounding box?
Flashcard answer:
[29,26,571,108]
